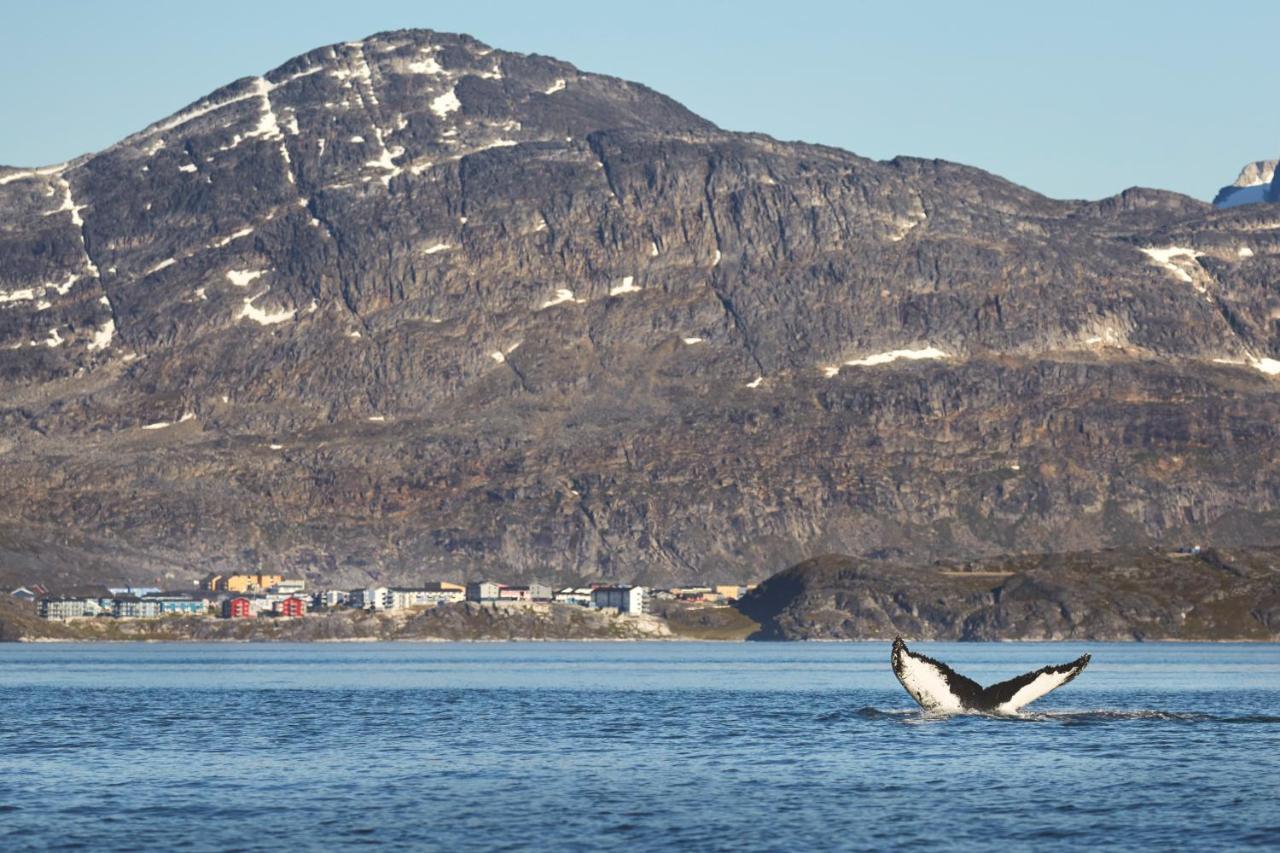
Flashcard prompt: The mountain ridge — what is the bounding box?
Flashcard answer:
[1,28,1278,591]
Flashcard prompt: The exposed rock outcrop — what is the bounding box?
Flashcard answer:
[736,549,1280,640]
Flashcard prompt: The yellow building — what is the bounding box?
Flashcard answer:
[222,573,284,593]
[715,584,746,601]
[201,573,225,592]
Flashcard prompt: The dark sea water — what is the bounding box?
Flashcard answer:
[1,641,1277,851]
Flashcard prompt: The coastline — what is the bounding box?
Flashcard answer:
[12,633,1280,645]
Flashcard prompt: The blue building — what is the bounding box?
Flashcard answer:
[145,595,212,615]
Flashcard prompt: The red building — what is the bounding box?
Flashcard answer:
[275,597,305,618]
[223,597,253,619]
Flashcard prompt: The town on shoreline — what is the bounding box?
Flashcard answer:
[12,573,756,623]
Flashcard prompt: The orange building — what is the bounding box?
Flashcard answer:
[220,574,284,593]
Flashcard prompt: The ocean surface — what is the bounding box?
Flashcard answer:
[1,642,1277,851]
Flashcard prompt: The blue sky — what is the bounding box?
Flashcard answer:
[1,0,1276,201]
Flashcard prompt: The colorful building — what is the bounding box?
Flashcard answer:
[274,597,306,617]
[223,574,284,593]
[223,597,254,619]
[146,595,211,615]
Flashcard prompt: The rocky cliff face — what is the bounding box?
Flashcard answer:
[2,29,1280,590]
[736,549,1280,640]
[1213,159,1278,208]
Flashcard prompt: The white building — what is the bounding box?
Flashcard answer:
[112,597,163,619]
[591,586,648,615]
[314,590,350,609]
[350,587,390,611]
[466,581,501,602]
[37,597,92,620]
[388,588,464,610]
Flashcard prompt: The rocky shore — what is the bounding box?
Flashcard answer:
[735,547,1280,641]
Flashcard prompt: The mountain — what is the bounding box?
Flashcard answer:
[1213,159,1278,208]
[2,29,1279,591]
[734,549,1280,640]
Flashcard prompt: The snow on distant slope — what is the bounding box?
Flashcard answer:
[1213,159,1278,209]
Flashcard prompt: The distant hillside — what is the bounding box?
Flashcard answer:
[735,548,1280,640]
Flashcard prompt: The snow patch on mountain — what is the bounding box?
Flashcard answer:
[1213,159,1277,209]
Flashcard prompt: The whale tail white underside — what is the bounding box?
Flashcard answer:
[891,638,1091,714]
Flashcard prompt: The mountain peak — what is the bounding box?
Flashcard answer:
[1212,157,1278,208]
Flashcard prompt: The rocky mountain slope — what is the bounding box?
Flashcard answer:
[736,549,1280,640]
[2,29,1279,590]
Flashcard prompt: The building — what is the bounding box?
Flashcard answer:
[223,597,254,619]
[145,595,211,615]
[498,585,531,602]
[670,586,715,602]
[553,588,593,607]
[222,574,284,593]
[269,580,307,595]
[37,597,91,620]
[714,585,747,601]
[591,586,649,615]
[200,573,224,592]
[112,596,163,619]
[274,597,306,617]
[108,586,161,597]
[10,586,40,602]
[350,587,390,611]
[313,590,350,609]
[528,583,553,602]
[388,588,464,609]
[466,581,501,602]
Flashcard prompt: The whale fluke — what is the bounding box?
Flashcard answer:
[891,638,1090,714]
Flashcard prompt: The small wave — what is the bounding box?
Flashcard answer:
[979,710,1280,725]
[818,708,1280,724]
[1024,710,1280,725]
[815,707,915,722]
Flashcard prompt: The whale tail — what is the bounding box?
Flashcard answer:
[891,638,1090,714]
